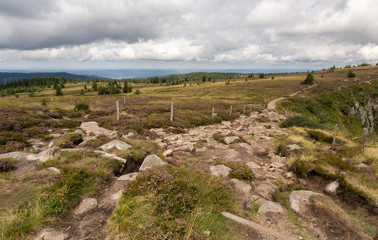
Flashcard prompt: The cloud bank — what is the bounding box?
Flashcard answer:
[0,0,377,68]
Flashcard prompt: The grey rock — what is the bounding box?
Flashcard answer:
[174,144,195,152]
[287,144,302,151]
[246,161,261,169]
[285,171,295,179]
[48,167,61,174]
[74,198,98,215]
[94,150,126,163]
[99,140,132,151]
[210,165,231,177]
[80,121,117,138]
[122,132,135,139]
[231,178,251,198]
[224,136,241,145]
[163,149,173,157]
[139,155,167,171]
[37,229,68,240]
[356,163,368,169]
[270,162,285,169]
[50,133,63,138]
[255,184,275,199]
[325,181,339,194]
[0,152,34,161]
[118,172,139,181]
[74,129,84,135]
[258,201,285,214]
[289,190,320,214]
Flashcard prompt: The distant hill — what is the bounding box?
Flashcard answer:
[0,72,103,85]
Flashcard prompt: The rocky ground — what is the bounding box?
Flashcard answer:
[1,100,374,240]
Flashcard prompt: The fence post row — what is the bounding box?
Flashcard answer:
[170,102,174,122]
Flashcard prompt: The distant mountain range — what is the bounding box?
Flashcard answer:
[0,72,102,85]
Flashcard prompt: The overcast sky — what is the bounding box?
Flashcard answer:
[1,0,377,70]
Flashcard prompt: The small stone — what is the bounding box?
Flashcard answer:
[224,136,241,145]
[139,155,167,171]
[289,190,320,214]
[270,162,285,169]
[122,132,135,139]
[74,129,84,135]
[38,229,68,240]
[210,165,231,177]
[118,172,139,181]
[258,201,285,214]
[163,149,173,157]
[356,163,368,169]
[255,184,275,199]
[48,167,61,174]
[268,166,275,172]
[285,171,294,179]
[174,144,196,152]
[298,178,307,185]
[99,140,132,151]
[287,144,302,151]
[325,181,339,194]
[246,161,261,169]
[74,198,98,215]
[203,231,211,236]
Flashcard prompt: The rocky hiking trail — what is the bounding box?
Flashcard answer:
[3,95,374,239]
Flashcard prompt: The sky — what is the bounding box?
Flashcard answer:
[0,0,378,70]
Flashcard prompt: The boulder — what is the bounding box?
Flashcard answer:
[139,155,167,171]
[80,121,117,138]
[74,129,84,135]
[224,136,241,145]
[250,195,267,205]
[210,165,231,177]
[37,147,58,162]
[258,201,285,214]
[270,162,285,169]
[163,149,173,157]
[74,198,98,215]
[289,190,320,214]
[118,172,139,181]
[231,179,251,198]
[246,161,261,169]
[0,152,34,161]
[37,229,68,240]
[255,184,275,199]
[325,181,339,194]
[174,144,195,152]
[99,140,132,151]
[48,167,61,174]
[285,171,295,179]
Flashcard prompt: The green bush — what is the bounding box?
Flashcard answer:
[0,158,16,172]
[347,70,356,78]
[74,103,89,111]
[280,116,321,129]
[301,73,314,85]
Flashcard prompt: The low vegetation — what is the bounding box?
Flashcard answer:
[108,165,242,239]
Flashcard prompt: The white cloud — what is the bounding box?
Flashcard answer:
[0,0,377,68]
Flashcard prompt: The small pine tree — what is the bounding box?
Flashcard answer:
[80,89,84,95]
[55,85,63,96]
[84,84,87,89]
[92,80,98,91]
[301,73,314,85]
[347,70,356,78]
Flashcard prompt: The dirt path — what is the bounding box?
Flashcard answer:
[267,84,317,110]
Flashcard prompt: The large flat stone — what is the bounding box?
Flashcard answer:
[99,140,132,151]
[139,155,167,171]
[210,165,231,177]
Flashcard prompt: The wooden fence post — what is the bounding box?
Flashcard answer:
[74,97,77,106]
[124,96,126,104]
[212,107,215,118]
[116,101,120,121]
[229,105,233,115]
[170,102,174,122]
[361,128,367,154]
[50,94,52,101]
[332,124,337,145]
[26,94,28,104]
[243,105,246,115]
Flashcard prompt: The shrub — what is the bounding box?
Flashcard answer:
[301,73,314,85]
[212,133,224,143]
[306,129,334,144]
[54,133,83,148]
[341,104,350,115]
[280,116,321,129]
[74,103,89,111]
[0,158,16,172]
[222,161,254,181]
[347,70,356,78]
